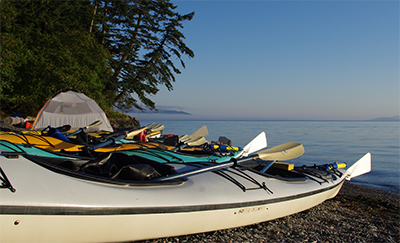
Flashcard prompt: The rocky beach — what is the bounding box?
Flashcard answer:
[1,120,399,243]
[137,182,399,243]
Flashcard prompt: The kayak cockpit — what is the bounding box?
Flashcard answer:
[239,161,308,182]
[4,150,340,189]
[22,153,186,186]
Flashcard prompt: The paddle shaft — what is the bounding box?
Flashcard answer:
[88,123,153,150]
[89,134,125,150]
[67,120,103,138]
[153,141,304,182]
[152,156,255,182]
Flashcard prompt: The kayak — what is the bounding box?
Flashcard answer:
[0,132,266,165]
[0,124,217,155]
[0,133,204,151]
[115,131,267,163]
[0,141,371,243]
[0,139,214,162]
[0,131,267,163]
[0,121,154,143]
[0,122,164,139]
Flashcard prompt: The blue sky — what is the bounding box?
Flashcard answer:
[128,0,399,121]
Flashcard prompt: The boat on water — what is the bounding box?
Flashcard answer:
[0,140,371,243]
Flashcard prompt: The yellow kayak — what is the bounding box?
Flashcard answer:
[0,127,162,139]
[0,134,201,153]
[0,130,42,135]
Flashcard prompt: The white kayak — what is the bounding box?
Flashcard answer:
[0,142,371,243]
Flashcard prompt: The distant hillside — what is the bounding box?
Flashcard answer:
[371,115,400,121]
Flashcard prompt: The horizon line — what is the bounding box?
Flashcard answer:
[135,118,399,122]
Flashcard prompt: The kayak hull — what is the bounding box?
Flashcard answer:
[0,152,349,243]
[1,182,342,243]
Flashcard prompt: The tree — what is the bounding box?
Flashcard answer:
[1,0,112,116]
[1,0,194,116]
[94,0,195,111]
[0,1,29,114]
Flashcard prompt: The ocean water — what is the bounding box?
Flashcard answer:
[141,120,400,194]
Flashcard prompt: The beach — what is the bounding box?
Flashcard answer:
[137,182,399,243]
[1,121,399,242]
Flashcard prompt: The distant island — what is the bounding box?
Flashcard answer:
[122,108,191,116]
[370,115,400,121]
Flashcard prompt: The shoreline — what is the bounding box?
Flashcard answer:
[1,121,399,242]
[339,182,399,207]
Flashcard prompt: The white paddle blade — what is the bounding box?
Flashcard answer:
[242,132,267,157]
[125,123,154,139]
[257,142,304,161]
[186,137,207,146]
[125,127,147,139]
[346,152,371,180]
[179,125,208,142]
[147,123,158,130]
[85,120,103,129]
[189,125,208,139]
[151,124,165,132]
[179,134,190,142]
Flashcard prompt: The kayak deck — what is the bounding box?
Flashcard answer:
[12,152,308,188]
[0,150,366,243]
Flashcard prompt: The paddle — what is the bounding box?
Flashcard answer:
[171,126,209,151]
[186,137,208,146]
[179,125,209,143]
[149,124,165,133]
[125,122,164,139]
[346,152,371,180]
[144,124,165,138]
[258,142,305,173]
[89,123,154,151]
[241,131,267,157]
[153,141,305,181]
[66,120,103,138]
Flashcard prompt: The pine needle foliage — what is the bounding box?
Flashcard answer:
[98,0,195,111]
[1,0,194,116]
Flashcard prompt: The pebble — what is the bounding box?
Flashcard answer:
[136,183,399,243]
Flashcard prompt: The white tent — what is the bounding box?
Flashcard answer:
[32,90,114,132]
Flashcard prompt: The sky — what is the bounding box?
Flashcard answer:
[128,0,399,121]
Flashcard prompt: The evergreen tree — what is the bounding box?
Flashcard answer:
[1,0,112,116]
[1,0,194,116]
[0,1,29,114]
[95,0,195,111]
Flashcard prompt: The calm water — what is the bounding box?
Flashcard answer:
[141,120,399,194]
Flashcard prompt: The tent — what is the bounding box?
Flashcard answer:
[31,90,114,132]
